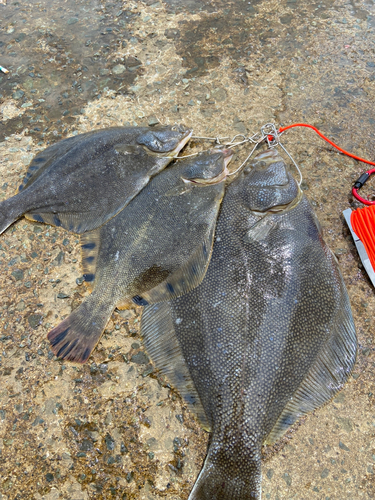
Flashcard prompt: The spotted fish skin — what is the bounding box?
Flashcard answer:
[48,149,233,363]
[0,125,192,235]
[141,149,357,499]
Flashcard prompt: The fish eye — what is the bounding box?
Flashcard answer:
[151,137,163,148]
[171,125,178,132]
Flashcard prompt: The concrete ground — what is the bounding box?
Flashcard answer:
[0,0,375,498]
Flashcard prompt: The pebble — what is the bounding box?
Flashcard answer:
[16,300,25,311]
[12,90,24,100]
[112,64,126,75]
[339,441,350,451]
[282,472,291,486]
[234,121,247,134]
[321,468,330,478]
[266,469,274,479]
[131,351,149,364]
[175,414,184,424]
[81,438,93,451]
[121,442,128,454]
[148,116,159,126]
[105,433,115,451]
[335,417,353,433]
[11,269,24,280]
[27,314,42,329]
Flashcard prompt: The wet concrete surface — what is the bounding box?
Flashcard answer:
[1,0,375,498]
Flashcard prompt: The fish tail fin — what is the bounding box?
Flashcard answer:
[189,448,262,500]
[47,293,114,363]
[0,196,24,234]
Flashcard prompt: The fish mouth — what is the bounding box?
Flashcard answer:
[169,129,193,157]
[182,148,233,185]
[222,148,234,166]
[252,147,283,165]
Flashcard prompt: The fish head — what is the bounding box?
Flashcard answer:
[136,124,192,155]
[181,148,233,185]
[239,148,300,212]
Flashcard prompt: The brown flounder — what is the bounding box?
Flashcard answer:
[141,148,357,499]
[48,149,233,363]
[0,125,192,234]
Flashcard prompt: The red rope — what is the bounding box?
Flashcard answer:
[278,123,375,166]
[276,123,375,205]
[279,123,375,269]
[351,205,375,270]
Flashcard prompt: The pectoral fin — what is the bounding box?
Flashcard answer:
[136,224,216,305]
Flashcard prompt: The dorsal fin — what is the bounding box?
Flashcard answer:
[16,134,83,194]
[141,302,210,431]
[79,229,101,292]
[265,271,356,445]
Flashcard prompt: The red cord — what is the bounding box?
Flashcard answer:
[351,169,375,206]
[278,123,375,166]
[276,123,375,205]
[351,205,375,270]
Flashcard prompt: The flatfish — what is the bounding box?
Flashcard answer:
[48,149,233,363]
[141,148,357,499]
[0,125,192,234]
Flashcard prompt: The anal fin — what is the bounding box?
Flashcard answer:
[25,211,103,234]
[141,302,210,431]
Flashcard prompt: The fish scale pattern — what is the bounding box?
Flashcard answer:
[48,150,230,363]
[141,149,357,500]
[0,125,191,235]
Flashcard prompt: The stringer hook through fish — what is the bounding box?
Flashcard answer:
[182,123,304,185]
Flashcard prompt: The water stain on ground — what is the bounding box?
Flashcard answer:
[0,0,142,141]
[1,0,375,498]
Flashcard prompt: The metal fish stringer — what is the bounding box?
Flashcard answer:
[188,123,304,185]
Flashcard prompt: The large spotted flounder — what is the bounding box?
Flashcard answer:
[0,125,192,234]
[48,149,233,363]
[141,149,357,499]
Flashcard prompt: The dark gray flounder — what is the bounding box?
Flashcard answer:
[0,125,192,234]
[141,148,357,499]
[48,149,233,363]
